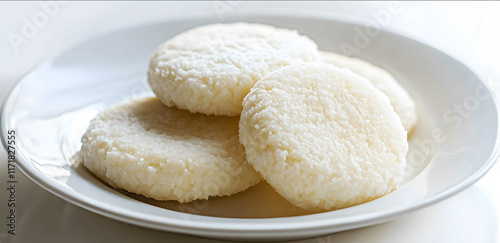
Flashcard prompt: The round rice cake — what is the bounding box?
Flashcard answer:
[320,51,417,132]
[80,97,261,203]
[239,63,408,211]
[148,22,320,116]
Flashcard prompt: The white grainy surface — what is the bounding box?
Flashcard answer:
[239,63,408,211]
[320,51,418,132]
[148,23,320,116]
[1,2,499,243]
[81,97,261,203]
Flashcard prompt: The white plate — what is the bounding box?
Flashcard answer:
[1,13,499,241]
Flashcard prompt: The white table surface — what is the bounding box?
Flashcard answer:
[1,2,499,242]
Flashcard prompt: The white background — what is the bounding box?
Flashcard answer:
[0,1,499,242]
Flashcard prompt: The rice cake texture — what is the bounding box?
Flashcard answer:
[80,97,261,203]
[239,63,408,211]
[148,23,320,116]
[320,51,417,132]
